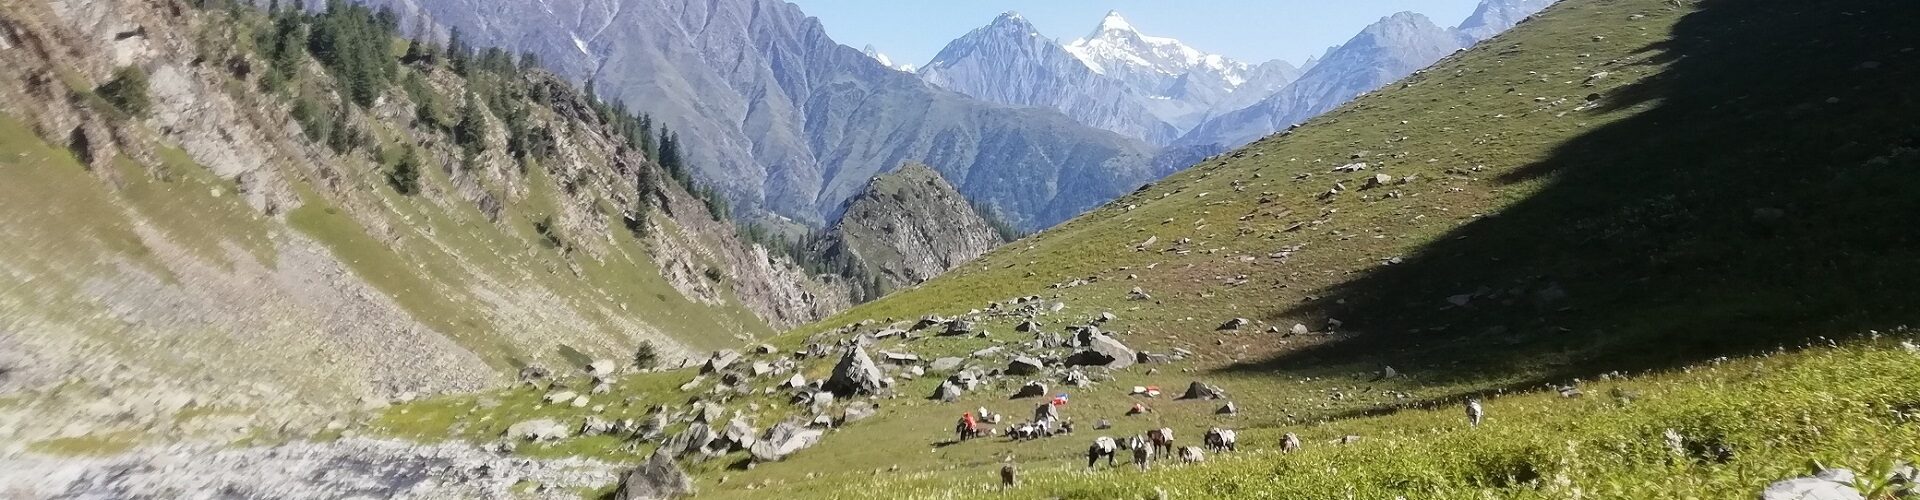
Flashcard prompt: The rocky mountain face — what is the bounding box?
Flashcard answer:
[1177,0,1554,149]
[919,13,1180,146]
[815,164,1005,292]
[1178,12,1469,148]
[376,0,1173,231]
[920,10,1299,146]
[0,0,846,443]
[1457,0,1557,41]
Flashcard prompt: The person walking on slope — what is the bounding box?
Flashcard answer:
[1465,398,1485,428]
[958,412,979,441]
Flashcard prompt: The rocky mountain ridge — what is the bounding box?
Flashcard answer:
[0,0,845,447]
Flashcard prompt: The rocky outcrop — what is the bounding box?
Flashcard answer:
[814,164,1007,291]
[824,345,887,396]
[613,450,697,500]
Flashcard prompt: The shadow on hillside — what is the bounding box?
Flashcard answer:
[1224,0,1920,391]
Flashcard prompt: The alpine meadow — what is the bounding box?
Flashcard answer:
[1,0,1917,499]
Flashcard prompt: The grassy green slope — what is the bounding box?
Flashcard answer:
[702,0,1920,496]
[374,0,1919,497]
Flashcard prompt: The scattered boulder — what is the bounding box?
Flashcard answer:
[755,344,778,355]
[1066,334,1136,370]
[506,419,570,442]
[543,390,578,404]
[588,359,618,378]
[781,373,807,389]
[1013,381,1049,399]
[842,401,878,423]
[665,424,716,458]
[702,350,742,374]
[1096,311,1117,323]
[591,382,613,395]
[1180,381,1227,400]
[1363,174,1393,189]
[823,345,887,396]
[1015,321,1040,333]
[1217,401,1238,415]
[1217,318,1250,331]
[721,417,757,452]
[1760,469,1865,500]
[1127,287,1152,301]
[930,357,964,372]
[1290,323,1310,335]
[1007,357,1044,376]
[932,380,965,402]
[1062,369,1093,388]
[912,315,948,330]
[518,365,551,383]
[881,352,921,365]
[612,449,696,500]
[581,417,615,436]
[693,403,724,425]
[750,362,774,377]
[945,320,975,336]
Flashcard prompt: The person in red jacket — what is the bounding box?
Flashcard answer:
[957,412,979,441]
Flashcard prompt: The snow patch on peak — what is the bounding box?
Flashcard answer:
[863,45,894,67]
[1096,10,1134,33]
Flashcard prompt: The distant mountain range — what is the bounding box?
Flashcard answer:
[914,0,1554,149]
[374,0,1548,231]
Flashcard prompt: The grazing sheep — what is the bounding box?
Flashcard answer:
[1179,446,1206,463]
[1087,436,1119,468]
[1466,398,1485,428]
[1204,427,1238,452]
[1282,432,1301,453]
[1129,435,1154,470]
[1148,427,1175,456]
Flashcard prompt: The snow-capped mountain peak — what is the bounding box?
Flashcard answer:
[1065,11,1248,88]
[1093,10,1135,34]
[862,44,914,72]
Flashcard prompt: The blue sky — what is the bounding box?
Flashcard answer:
[785,0,1487,68]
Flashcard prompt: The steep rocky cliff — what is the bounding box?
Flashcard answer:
[0,0,846,443]
[816,164,1005,293]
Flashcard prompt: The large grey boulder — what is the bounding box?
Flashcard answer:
[613,449,696,500]
[751,420,825,462]
[945,320,975,336]
[721,417,758,452]
[1180,381,1228,400]
[824,345,887,396]
[931,357,965,372]
[1761,469,1865,500]
[505,419,569,442]
[665,424,716,458]
[1217,318,1250,331]
[1007,357,1044,376]
[702,350,741,374]
[693,403,724,425]
[1066,334,1136,369]
[932,380,965,402]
